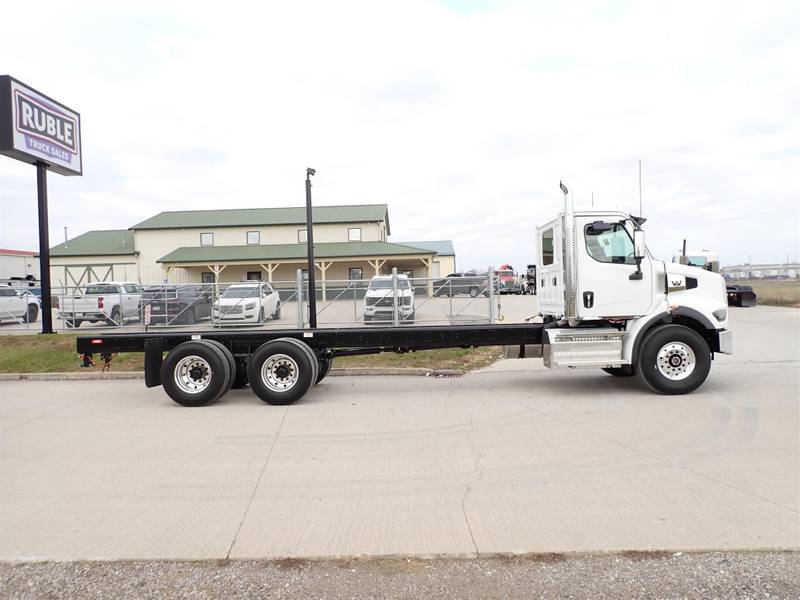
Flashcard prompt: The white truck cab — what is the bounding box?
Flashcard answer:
[533,183,731,394]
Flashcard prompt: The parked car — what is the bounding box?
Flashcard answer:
[58,281,143,328]
[0,287,40,324]
[142,285,213,325]
[212,282,281,324]
[364,275,415,323]
[432,273,490,298]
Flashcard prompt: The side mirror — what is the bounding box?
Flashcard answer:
[633,229,646,260]
[630,229,646,280]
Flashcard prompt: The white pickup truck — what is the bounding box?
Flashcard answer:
[59,281,144,328]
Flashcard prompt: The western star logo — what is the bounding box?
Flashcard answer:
[15,91,77,154]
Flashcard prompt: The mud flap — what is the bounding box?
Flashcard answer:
[144,339,164,388]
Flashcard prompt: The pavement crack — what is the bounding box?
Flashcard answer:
[225,406,289,559]
[460,408,483,558]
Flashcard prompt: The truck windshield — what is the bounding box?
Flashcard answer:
[687,256,709,267]
[222,287,260,298]
[369,280,411,290]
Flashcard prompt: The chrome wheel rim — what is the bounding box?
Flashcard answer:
[174,355,212,394]
[656,342,696,381]
[261,353,299,392]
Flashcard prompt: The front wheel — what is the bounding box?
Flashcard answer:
[468,286,479,298]
[272,301,281,320]
[637,324,711,394]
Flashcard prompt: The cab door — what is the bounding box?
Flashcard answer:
[575,216,652,318]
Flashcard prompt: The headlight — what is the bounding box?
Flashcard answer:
[245,302,256,310]
[712,309,727,322]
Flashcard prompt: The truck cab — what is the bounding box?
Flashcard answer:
[534,185,731,394]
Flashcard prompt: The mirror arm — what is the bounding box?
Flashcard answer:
[629,257,643,280]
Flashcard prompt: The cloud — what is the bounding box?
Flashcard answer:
[1,0,797,270]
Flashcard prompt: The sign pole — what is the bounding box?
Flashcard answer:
[305,168,317,328]
[35,161,54,334]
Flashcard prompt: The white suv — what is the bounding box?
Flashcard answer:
[0,287,40,324]
[213,282,281,324]
[364,275,415,323]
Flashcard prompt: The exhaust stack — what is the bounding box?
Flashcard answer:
[559,181,579,325]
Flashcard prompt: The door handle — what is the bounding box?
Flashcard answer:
[583,291,594,309]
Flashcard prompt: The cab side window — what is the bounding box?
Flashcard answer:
[584,223,635,265]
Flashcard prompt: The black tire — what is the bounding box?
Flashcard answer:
[183,308,196,325]
[258,307,265,324]
[281,338,319,385]
[161,340,231,407]
[636,324,711,395]
[272,301,281,320]
[248,338,317,405]
[106,307,121,326]
[469,286,479,298]
[23,304,39,323]
[316,356,333,384]
[602,365,636,377]
[65,318,82,328]
[231,360,249,388]
[203,339,236,396]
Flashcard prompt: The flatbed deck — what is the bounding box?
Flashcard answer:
[77,322,547,355]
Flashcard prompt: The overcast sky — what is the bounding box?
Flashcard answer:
[1,0,798,271]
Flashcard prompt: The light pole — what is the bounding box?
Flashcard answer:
[305,168,317,328]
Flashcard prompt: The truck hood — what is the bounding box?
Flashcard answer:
[365,289,413,298]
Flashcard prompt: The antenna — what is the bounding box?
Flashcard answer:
[638,159,643,216]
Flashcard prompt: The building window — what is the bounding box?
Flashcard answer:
[201,272,215,284]
[301,269,309,281]
[246,271,262,281]
[298,229,307,243]
[402,270,414,279]
[348,228,362,241]
[200,232,214,246]
[349,267,363,281]
[246,231,260,245]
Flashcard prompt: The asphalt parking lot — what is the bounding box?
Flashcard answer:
[0,305,797,563]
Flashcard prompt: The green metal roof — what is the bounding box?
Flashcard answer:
[132,204,390,233]
[396,240,455,256]
[158,241,433,264]
[50,230,137,257]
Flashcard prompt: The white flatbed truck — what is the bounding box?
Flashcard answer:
[77,183,732,406]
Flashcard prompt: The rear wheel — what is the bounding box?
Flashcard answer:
[637,324,711,394]
[161,340,231,406]
[65,318,83,328]
[183,308,196,325]
[248,338,317,405]
[23,304,39,323]
[204,339,236,396]
[602,365,635,377]
[316,356,333,384]
[106,307,121,326]
[231,360,249,388]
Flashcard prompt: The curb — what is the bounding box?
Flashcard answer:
[0,368,467,382]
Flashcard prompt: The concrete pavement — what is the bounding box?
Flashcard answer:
[0,306,797,560]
